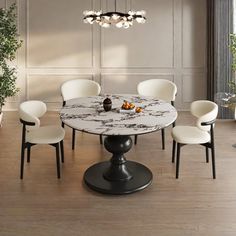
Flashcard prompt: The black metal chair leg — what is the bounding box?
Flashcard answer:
[134,135,138,145]
[161,129,165,150]
[27,145,31,163]
[210,125,216,179]
[171,101,176,128]
[72,128,75,150]
[205,147,209,163]
[100,135,103,145]
[56,143,61,179]
[20,145,25,179]
[211,145,216,179]
[172,140,176,163]
[176,143,181,179]
[60,140,64,163]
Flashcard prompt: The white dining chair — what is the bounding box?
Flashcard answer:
[136,79,177,149]
[19,100,65,179]
[171,100,218,179]
[61,79,101,149]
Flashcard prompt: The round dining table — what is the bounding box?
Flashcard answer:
[60,94,177,195]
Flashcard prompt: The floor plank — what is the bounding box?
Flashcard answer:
[0,111,236,236]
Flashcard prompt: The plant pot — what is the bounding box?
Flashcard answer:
[0,112,3,127]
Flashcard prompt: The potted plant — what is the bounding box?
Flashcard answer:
[0,3,22,126]
[216,33,236,119]
[227,33,236,118]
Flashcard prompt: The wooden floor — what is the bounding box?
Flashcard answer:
[0,111,236,236]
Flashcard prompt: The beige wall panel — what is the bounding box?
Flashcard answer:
[7,0,16,7]
[101,74,174,94]
[101,0,174,68]
[182,0,206,68]
[182,74,206,103]
[28,75,93,102]
[0,0,5,7]
[27,0,93,68]
[3,0,207,111]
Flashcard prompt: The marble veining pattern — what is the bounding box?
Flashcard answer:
[60,94,177,136]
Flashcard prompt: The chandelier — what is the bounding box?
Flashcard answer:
[83,1,146,29]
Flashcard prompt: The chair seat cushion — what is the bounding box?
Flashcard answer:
[26,126,65,144]
[171,126,210,144]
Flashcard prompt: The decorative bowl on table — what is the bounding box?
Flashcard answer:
[103,97,112,111]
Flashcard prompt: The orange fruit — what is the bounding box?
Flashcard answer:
[135,107,142,113]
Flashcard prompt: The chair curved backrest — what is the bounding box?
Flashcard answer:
[19,100,47,128]
[61,79,101,102]
[137,79,177,102]
[190,100,218,131]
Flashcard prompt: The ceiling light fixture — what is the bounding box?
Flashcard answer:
[83,0,146,29]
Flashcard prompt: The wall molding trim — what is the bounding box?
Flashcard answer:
[2,0,207,111]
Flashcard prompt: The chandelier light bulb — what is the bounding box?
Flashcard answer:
[140,10,146,16]
[128,20,133,26]
[99,22,110,28]
[96,16,101,22]
[112,14,120,21]
[123,22,130,29]
[84,17,94,24]
[127,15,133,20]
[103,23,111,28]
[96,11,102,15]
[128,10,135,16]
[103,15,110,21]
[85,10,95,16]
[136,10,145,16]
[116,21,123,28]
[136,17,146,24]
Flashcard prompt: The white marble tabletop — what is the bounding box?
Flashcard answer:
[60,94,177,136]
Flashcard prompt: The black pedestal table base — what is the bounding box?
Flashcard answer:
[84,135,153,195]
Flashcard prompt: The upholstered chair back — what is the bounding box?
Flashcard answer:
[61,79,101,102]
[137,79,177,102]
[190,100,218,132]
[19,100,47,128]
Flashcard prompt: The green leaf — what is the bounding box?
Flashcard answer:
[0,3,22,108]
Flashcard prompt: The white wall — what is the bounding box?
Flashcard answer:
[2,0,207,111]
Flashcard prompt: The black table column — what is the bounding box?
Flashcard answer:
[84,135,153,195]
